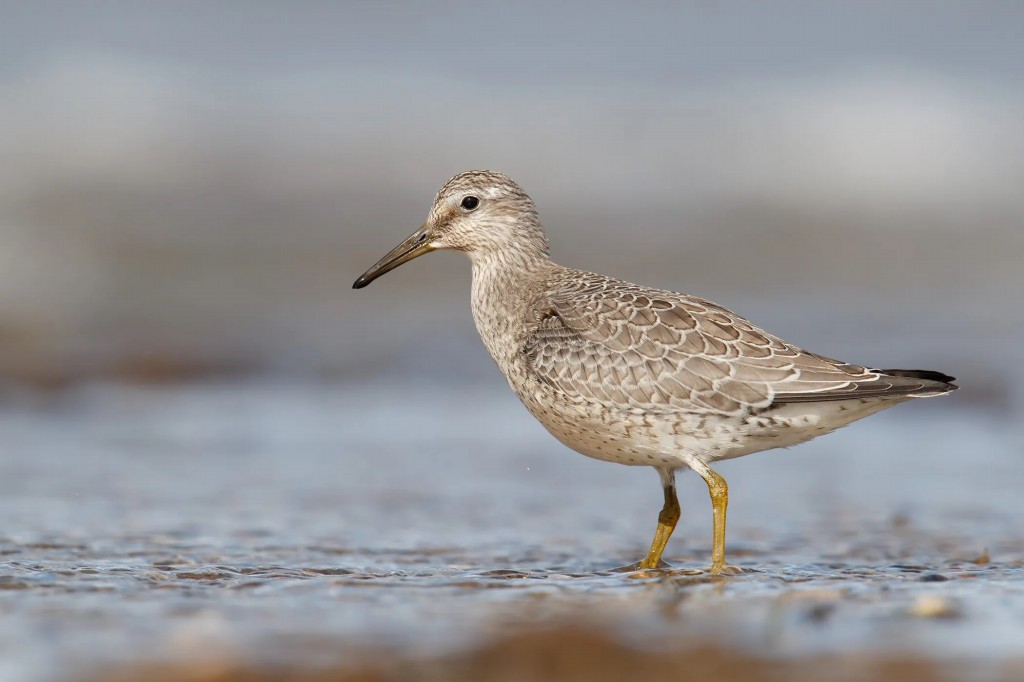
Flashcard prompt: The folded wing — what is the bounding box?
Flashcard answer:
[524,274,953,417]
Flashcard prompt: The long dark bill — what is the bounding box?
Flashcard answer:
[352,226,434,289]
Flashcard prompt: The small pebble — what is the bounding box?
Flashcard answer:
[918,573,948,582]
[909,594,961,619]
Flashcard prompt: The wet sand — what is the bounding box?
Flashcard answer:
[0,380,1020,681]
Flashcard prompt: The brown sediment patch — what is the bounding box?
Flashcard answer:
[88,626,974,682]
[106,353,259,385]
[0,349,259,391]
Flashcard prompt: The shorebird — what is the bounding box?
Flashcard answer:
[353,170,957,575]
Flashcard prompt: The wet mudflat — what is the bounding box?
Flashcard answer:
[0,380,1021,681]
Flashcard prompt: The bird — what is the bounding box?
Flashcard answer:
[352,170,957,575]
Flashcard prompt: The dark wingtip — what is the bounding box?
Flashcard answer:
[878,369,956,384]
[352,276,369,289]
[877,368,959,392]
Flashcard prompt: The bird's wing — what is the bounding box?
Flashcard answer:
[524,275,928,416]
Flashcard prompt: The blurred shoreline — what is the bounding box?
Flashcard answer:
[1,57,1022,397]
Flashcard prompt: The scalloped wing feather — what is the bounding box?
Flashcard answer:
[524,272,940,416]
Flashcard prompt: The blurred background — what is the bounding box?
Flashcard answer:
[1,2,1023,680]
[0,1,1020,395]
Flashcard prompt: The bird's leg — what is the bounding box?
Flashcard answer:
[691,461,740,575]
[638,469,680,570]
[705,469,729,574]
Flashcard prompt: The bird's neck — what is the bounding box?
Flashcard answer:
[469,247,553,370]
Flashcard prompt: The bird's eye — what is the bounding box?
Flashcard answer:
[460,196,480,211]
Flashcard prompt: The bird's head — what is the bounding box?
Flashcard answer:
[353,170,548,289]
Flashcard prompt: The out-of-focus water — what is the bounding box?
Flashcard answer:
[0,377,1019,681]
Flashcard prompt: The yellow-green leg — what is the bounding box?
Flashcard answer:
[638,470,680,569]
[691,461,741,575]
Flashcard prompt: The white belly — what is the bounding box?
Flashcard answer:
[520,386,903,469]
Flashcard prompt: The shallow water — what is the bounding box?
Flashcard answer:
[0,380,1021,681]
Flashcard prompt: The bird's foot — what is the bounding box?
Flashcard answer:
[613,558,671,572]
[707,562,748,576]
[613,560,706,579]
